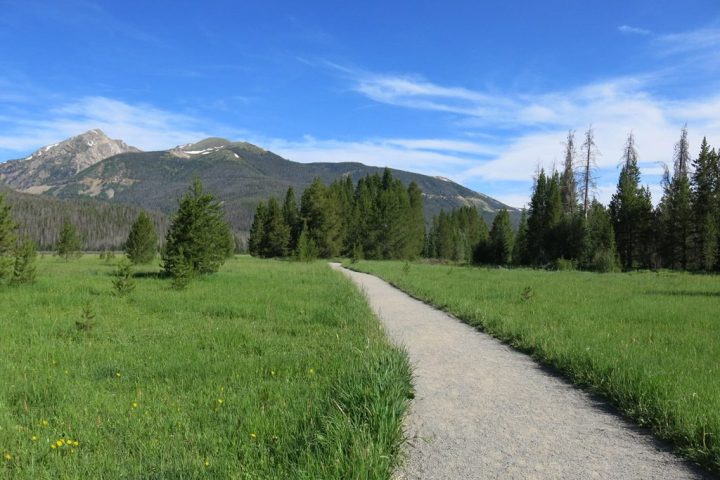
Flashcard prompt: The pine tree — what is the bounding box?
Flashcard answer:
[11,236,37,285]
[0,194,16,282]
[658,127,694,269]
[124,211,158,264]
[162,179,232,276]
[512,210,529,266]
[282,187,301,252]
[300,178,341,258]
[609,133,654,270]
[295,220,318,262]
[581,200,618,272]
[248,202,267,257]
[262,197,290,257]
[56,219,82,261]
[690,137,718,271]
[112,259,136,296]
[405,181,426,259]
[488,209,514,265]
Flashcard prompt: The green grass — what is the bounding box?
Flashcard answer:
[346,260,720,472]
[0,256,411,479]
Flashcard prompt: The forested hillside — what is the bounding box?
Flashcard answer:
[42,140,516,230]
[1,187,168,250]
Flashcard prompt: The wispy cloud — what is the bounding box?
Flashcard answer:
[0,94,239,153]
[618,25,651,35]
[655,26,720,55]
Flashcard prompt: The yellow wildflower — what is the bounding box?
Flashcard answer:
[3,452,11,461]
[31,435,37,441]
[308,368,315,375]
[250,432,256,439]
[217,398,224,405]
[204,459,210,467]
[116,372,121,377]
[132,402,139,409]
[56,439,64,447]
[50,444,56,450]
[41,420,48,426]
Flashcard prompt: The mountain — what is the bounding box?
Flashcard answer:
[39,138,518,231]
[0,129,140,192]
[0,133,520,239]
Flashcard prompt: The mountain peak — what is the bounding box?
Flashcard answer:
[0,129,140,191]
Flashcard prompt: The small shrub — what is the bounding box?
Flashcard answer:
[520,286,534,302]
[402,261,411,275]
[76,302,96,331]
[170,251,194,290]
[112,259,136,296]
[553,258,575,271]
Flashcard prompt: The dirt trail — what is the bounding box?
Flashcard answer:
[331,263,708,480]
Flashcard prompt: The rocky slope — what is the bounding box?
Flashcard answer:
[0,129,140,191]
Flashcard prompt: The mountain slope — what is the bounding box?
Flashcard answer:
[0,129,140,191]
[0,186,168,250]
[45,140,518,230]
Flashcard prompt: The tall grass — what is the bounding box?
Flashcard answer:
[0,256,411,479]
[347,260,720,472]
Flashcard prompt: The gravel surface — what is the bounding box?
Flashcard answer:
[331,263,709,480]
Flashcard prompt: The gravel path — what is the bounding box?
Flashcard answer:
[331,263,709,480]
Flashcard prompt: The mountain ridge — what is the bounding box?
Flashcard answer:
[0,129,140,191]
[1,133,520,233]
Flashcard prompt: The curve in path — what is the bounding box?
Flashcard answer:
[331,263,709,480]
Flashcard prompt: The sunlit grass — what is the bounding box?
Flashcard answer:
[347,260,720,473]
[0,256,411,479]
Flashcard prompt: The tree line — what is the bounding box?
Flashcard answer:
[3,189,168,251]
[248,169,425,260]
[428,127,720,272]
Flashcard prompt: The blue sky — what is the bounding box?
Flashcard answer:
[1,0,719,207]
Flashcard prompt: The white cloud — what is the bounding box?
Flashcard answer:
[0,95,238,153]
[655,27,720,55]
[618,25,651,35]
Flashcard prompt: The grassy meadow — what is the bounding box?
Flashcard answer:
[346,260,720,472]
[0,256,411,479]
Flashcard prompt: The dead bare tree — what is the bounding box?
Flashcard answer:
[560,130,578,215]
[580,126,599,219]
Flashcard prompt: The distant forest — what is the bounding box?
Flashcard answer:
[2,189,168,251]
[250,127,720,274]
[427,127,720,272]
[248,169,425,260]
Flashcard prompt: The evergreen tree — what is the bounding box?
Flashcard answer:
[301,178,342,257]
[11,236,36,285]
[162,179,232,276]
[581,200,618,272]
[124,211,158,264]
[658,127,693,269]
[282,187,301,252]
[56,219,82,261]
[512,209,530,266]
[488,209,514,265]
[405,181,426,259]
[0,194,16,281]
[295,220,318,262]
[690,137,719,271]
[248,202,267,257]
[526,170,563,265]
[609,133,654,270]
[262,197,291,257]
[112,259,136,296]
